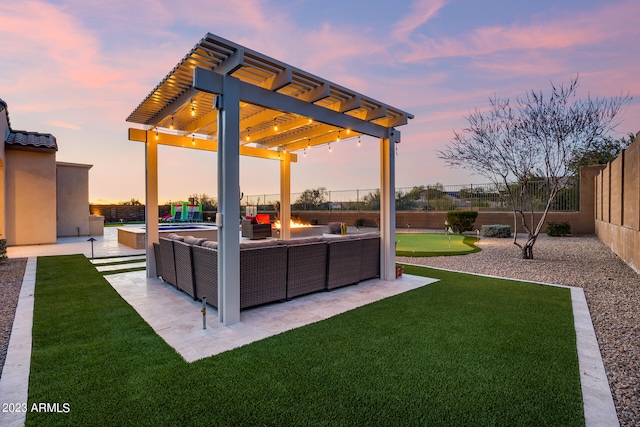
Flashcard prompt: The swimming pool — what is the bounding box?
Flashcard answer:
[118,224,220,249]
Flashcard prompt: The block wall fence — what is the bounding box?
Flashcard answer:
[294,165,602,235]
[90,165,601,235]
[594,132,640,274]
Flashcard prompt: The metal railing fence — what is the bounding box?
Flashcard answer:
[236,181,579,213]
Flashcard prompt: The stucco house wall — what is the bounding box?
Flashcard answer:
[0,102,7,240]
[2,97,96,246]
[5,149,57,245]
[56,162,92,237]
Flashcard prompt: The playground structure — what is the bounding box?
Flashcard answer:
[162,202,203,222]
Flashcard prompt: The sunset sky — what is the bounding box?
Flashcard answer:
[1,0,638,204]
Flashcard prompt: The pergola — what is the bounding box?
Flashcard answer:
[126,33,413,325]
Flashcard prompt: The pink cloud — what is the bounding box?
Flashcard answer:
[46,120,81,130]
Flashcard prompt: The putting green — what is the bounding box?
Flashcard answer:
[396,233,480,257]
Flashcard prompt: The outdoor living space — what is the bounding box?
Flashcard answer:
[3,20,639,426]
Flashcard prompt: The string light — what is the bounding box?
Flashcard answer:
[337,131,341,142]
[191,135,195,146]
[358,136,361,147]
[303,148,307,157]
[346,128,351,135]
[273,119,278,132]
[191,100,195,116]
[245,128,251,142]
[328,142,332,153]
[155,129,159,141]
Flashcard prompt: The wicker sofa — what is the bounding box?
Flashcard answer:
[157,232,381,310]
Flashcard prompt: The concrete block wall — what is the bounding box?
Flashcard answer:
[294,165,601,235]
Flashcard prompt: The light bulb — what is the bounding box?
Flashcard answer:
[170,117,174,130]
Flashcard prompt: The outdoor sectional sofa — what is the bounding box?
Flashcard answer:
[156,232,381,310]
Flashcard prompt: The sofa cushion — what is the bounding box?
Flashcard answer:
[255,213,271,224]
[239,239,279,249]
[277,237,322,246]
[166,233,185,241]
[184,236,206,246]
[355,232,381,239]
[200,240,218,249]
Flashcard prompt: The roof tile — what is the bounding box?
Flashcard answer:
[6,130,57,151]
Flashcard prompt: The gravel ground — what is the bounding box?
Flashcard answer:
[0,257,27,379]
[399,232,639,427]
[0,236,638,425]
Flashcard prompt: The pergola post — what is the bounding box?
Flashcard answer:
[145,132,158,278]
[380,130,397,281]
[216,75,241,325]
[279,152,291,239]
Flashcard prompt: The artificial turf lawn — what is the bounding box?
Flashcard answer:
[27,255,584,426]
[396,233,481,257]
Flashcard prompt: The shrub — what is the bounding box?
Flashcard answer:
[547,221,571,237]
[481,224,512,238]
[446,211,478,234]
[355,218,366,227]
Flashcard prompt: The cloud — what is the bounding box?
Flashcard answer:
[397,0,640,64]
[392,0,448,43]
[46,120,81,130]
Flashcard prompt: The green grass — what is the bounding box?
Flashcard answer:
[396,233,481,256]
[28,256,583,426]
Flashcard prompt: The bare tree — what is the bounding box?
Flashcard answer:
[438,76,630,259]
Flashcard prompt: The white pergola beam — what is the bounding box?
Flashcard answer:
[146,87,200,128]
[338,95,361,113]
[217,75,241,325]
[214,48,245,75]
[193,67,390,139]
[379,130,399,281]
[366,105,387,122]
[279,153,291,240]
[261,68,292,91]
[298,83,330,103]
[255,123,338,149]
[128,128,297,162]
[145,135,158,278]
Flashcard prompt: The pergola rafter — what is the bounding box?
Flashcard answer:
[126,33,412,325]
